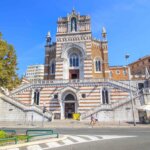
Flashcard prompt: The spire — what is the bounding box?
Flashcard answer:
[47,31,51,38]
[46,31,51,46]
[102,27,107,40]
[72,7,76,14]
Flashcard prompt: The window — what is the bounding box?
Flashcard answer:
[102,88,109,104]
[116,70,120,74]
[34,90,40,105]
[109,71,113,78]
[50,60,55,75]
[82,94,86,98]
[65,94,75,101]
[54,94,58,99]
[70,53,79,67]
[95,60,101,72]
[138,83,144,90]
[123,69,127,76]
[51,63,55,74]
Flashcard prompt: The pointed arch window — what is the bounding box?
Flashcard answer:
[70,53,79,67]
[50,60,55,75]
[34,90,40,105]
[65,94,75,101]
[102,88,109,104]
[51,63,55,74]
[95,59,102,72]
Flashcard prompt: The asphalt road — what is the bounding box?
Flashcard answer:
[53,128,150,150]
[3,127,150,150]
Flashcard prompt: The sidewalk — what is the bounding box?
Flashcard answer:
[0,120,150,129]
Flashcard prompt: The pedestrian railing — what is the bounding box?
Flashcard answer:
[26,129,59,142]
[0,137,18,144]
[0,129,16,135]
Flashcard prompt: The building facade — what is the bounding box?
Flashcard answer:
[24,64,44,81]
[109,66,128,81]
[129,55,150,80]
[44,9,109,80]
[11,10,141,122]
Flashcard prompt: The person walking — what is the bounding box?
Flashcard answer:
[90,114,95,127]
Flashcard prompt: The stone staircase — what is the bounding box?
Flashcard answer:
[109,80,137,92]
[81,92,139,120]
[0,93,52,121]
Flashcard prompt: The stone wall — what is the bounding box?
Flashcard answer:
[0,93,51,122]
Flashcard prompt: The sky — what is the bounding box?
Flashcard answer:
[0,0,150,77]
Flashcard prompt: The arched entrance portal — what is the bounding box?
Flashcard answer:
[64,93,76,119]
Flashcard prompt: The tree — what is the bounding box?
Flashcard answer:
[0,32,20,90]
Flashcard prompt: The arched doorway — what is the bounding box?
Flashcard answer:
[64,93,76,119]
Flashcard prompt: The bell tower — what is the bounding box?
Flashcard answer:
[55,9,92,80]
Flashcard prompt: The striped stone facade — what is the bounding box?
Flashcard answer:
[12,79,139,121]
[44,10,109,80]
[11,10,140,121]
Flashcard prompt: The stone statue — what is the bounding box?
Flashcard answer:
[72,18,76,32]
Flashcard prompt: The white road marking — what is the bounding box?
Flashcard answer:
[79,135,101,141]
[7,135,136,150]
[46,141,61,148]
[69,135,87,142]
[27,145,42,150]
[62,139,74,145]
[96,135,136,140]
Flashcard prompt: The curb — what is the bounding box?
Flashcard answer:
[0,125,150,129]
[0,135,68,150]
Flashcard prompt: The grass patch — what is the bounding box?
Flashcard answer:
[16,135,28,140]
[0,130,28,146]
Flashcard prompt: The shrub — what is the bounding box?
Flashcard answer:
[0,130,8,139]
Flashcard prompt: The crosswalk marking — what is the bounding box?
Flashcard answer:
[62,138,75,145]
[68,137,79,142]
[27,145,42,150]
[6,135,136,150]
[79,135,100,141]
[69,135,87,142]
[46,141,61,148]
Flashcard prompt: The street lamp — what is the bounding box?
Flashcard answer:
[42,103,46,127]
[125,54,136,126]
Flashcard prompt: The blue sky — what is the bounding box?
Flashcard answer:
[0,0,150,77]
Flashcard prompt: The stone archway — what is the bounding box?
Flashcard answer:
[61,43,86,80]
[61,91,78,119]
[64,93,76,118]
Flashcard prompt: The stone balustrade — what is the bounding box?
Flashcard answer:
[11,79,137,96]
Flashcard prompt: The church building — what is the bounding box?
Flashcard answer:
[12,10,140,122]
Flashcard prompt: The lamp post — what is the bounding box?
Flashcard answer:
[125,54,136,126]
[42,103,46,127]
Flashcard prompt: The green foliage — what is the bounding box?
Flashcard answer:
[0,32,21,90]
[16,135,28,140]
[0,130,8,139]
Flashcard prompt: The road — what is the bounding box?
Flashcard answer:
[4,127,150,150]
